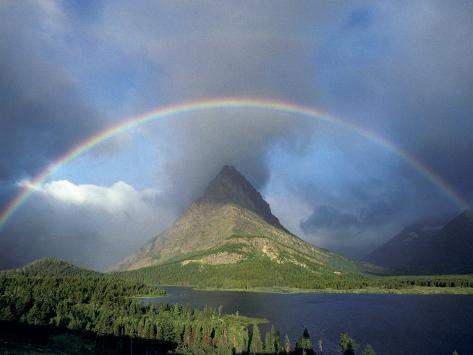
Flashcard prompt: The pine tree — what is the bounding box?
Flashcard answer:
[284,334,292,354]
[265,330,275,353]
[143,319,155,339]
[193,324,203,349]
[339,333,357,355]
[249,324,263,354]
[0,304,15,321]
[183,324,191,347]
[272,326,282,354]
[295,328,314,355]
[362,344,376,355]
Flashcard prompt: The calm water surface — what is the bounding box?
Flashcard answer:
[144,287,473,355]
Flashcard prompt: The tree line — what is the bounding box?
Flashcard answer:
[0,274,381,354]
[115,258,473,291]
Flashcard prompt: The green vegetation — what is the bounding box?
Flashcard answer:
[1,256,470,353]
[339,333,357,355]
[0,258,100,278]
[114,239,366,290]
[295,328,314,354]
[116,197,361,277]
[114,167,473,298]
[0,274,252,353]
[377,274,473,288]
[115,256,473,294]
[0,271,378,354]
[362,344,376,355]
[193,285,473,295]
[2,261,468,353]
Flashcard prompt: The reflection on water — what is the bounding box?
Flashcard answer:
[143,286,473,355]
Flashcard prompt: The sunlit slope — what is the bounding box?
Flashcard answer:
[117,203,359,271]
[115,166,362,287]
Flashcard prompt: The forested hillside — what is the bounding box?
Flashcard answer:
[1,258,100,277]
[0,273,375,354]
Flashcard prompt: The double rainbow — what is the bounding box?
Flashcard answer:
[0,98,468,230]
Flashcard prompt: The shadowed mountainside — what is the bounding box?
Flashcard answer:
[365,210,473,274]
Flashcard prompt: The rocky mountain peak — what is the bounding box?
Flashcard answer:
[198,165,284,230]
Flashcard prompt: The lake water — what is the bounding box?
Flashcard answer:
[144,287,473,355]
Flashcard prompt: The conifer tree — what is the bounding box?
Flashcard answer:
[0,305,14,321]
[265,330,275,353]
[194,324,203,349]
[143,319,155,339]
[284,334,292,354]
[271,326,282,354]
[295,328,314,355]
[249,324,263,354]
[362,344,376,355]
[339,333,357,355]
[183,324,191,347]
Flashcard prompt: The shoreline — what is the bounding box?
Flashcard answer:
[158,285,473,295]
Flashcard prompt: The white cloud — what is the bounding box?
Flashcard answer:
[36,180,155,212]
[4,180,177,270]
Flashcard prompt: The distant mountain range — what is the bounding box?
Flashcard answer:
[115,166,360,288]
[364,210,473,274]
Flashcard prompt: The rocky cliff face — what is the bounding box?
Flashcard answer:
[198,165,284,230]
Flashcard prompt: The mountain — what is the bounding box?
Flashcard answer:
[364,210,473,274]
[198,166,287,231]
[115,166,361,288]
[1,258,100,277]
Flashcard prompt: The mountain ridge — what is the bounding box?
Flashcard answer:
[364,209,473,274]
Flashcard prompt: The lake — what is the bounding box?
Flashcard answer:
[144,287,473,355]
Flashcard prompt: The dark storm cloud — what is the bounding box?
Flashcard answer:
[1,1,473,267]
[315,1,473,205]
[301,205,359,232]
[0,2,104,184]
[92,0,339,207]
[300,179,403,234]
[288,1,473,257]
[0,2,112,269]
[0,0,329,269]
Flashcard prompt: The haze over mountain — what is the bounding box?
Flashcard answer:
[115,166,360,287]
[364,210,473,274]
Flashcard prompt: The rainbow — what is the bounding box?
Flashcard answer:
[0,97,468,230]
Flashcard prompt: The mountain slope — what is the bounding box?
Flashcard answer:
[115,166,361,287]
[364,210,473,274]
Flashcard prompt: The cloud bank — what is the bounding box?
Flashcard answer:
[1,180,175,270]
[0,1,472,267]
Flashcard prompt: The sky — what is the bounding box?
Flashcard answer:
[0,1,472,270]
